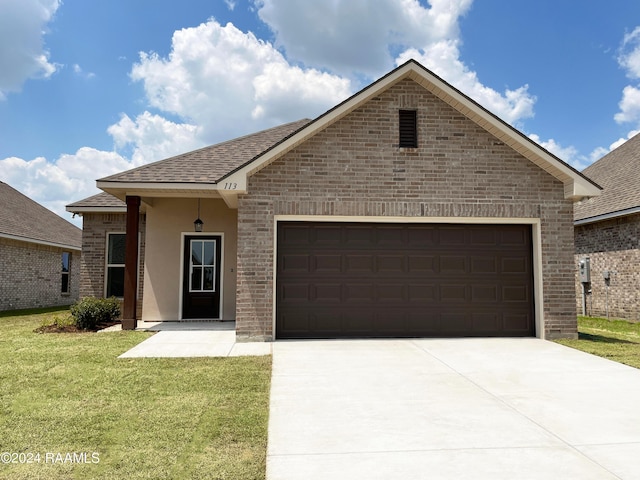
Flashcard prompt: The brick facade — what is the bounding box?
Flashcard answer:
[79,213,146,318]
[0,237,80,311]
[574,214,640,321]
[236,79,577,340]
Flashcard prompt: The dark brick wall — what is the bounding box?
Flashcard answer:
[574,214,640,321]
[0,238,80,311]
[236,78,576,340]
[79,213,146,318]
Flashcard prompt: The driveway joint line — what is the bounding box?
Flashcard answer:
[409,339,626,480]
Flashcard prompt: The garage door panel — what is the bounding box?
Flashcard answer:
[504,313,533,332]
[345,225,374,244]
[471,256,497,274]
[345,255,375,273]
[440,255,466,273]
[377,226,406,246]
[377,255,405,272]
[440,284,468,302]
[500,228,529,246]
[407,227,437,246]
[470,229,498,245]
[377,284,405,302]
[502,257,527,274]
[471,285,498,302]
[503,285,528,302]
[314,254,342,273]
[276,222,534,338]
[280,283,309,302]
[441,313,471,332]
[439,227,467,245]
[344,283,374,302]
[314,225,343,245]
[408,284,437,302]
[472,312,501,332]
[314,284,342,302]
[280,254,310,273]
[408,255,437,273]
[280,224,310,245]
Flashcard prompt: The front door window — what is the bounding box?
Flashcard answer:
[190,240,216,292]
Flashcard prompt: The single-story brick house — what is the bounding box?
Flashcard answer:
[67,60,600,340]
[1,181,82,311]
[574,133,640,321]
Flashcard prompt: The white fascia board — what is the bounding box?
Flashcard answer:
[0,232,81,251]
[574,206,640,226]
[97,181,220,192]
[66,206,127,214]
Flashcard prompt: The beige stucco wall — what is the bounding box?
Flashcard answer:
[142,198,237,321]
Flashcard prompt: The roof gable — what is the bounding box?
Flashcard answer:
[575,132,640,223]
[221,60,600,202]
[90,59,600,209]
[0,182,81,249]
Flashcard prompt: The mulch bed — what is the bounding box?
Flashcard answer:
[34,321,120,334]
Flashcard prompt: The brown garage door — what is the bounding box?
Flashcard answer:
[276,222,535,339]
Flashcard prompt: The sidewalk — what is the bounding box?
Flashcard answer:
[116,321,272,358]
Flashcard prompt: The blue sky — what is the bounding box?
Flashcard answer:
[2,0,640,225]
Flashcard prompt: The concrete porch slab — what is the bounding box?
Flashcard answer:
[117,321,271,358]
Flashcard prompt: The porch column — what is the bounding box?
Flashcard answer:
[122,195,140,330]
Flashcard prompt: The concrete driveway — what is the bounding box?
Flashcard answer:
[267,338,640,479]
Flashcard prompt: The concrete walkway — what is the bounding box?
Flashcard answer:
[267,338,640,480]
[117,321,271,358]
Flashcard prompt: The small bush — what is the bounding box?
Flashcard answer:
[41,314,75,329]
[70,297,121,330]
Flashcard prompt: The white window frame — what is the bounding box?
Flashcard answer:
[189,239,217,293]
[61,251,71,295]
[105,232,126,298]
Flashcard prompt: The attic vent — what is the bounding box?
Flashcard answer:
[399,109,417,148]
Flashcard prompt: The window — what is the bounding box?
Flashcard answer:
[190,239,216,292]
[61,252,71,294]
[106,233,126,297]
[399,109,418,148]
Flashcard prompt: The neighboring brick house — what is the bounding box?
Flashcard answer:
[574,133,640,321]
[67,60,600,340]
[0,181,82,311]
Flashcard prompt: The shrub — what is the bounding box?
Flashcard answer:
[41,314,75,329]
[70,297,121,330]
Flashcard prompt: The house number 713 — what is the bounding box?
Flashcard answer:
[223,182,238,190]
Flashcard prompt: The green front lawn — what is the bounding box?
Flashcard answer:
[0,308,271,480]
[555,316,640,369]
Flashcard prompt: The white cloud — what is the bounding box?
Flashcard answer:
[130,19,352,142]
[397,41,535,125]
[107,111,204,166]
[72,64,96,79]
[528,134,589,170]
[225,0,236,10]
[613,26,640,144]
[0,148,130,224]
[255,0,473,77]
[614,85,640,124]
[0,0,60,98]
[618,27,640,79]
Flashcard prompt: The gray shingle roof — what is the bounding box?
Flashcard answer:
[99,119,311,184]
[0,181,82,249]
[67,192,125,209]
[575,133,640,221]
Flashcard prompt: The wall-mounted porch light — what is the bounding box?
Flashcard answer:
[194,198,203,232]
